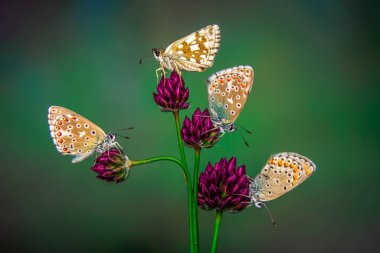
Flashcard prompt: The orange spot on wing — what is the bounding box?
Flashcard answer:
[292,174,299,186]
[284,162,290,167]
[278,160,283,166]
[304,164,312,175]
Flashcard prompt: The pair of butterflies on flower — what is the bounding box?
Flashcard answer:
[48,25,315,210]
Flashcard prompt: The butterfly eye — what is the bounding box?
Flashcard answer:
[152,48,160,57]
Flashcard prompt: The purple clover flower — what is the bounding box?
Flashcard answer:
[181,108,220,149]
[198,157,251,213]
[91,148,130,183]
[153,71,190,112]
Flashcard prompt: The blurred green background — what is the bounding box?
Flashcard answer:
[1,0,379,252]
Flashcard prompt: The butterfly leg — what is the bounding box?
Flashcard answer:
[214,130,225,142]
[173,63,184,85]
[194,115,211,118]
[115,141,124,151]
[200,126,220,136]
[155,67,166,83]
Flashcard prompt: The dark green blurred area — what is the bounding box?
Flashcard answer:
[1,0,379,252]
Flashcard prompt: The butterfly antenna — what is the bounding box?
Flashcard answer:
[115,127,134,131]
[114,133,130,140]
[235,124,252,134]
[261,203,278,228]
[139,53,152,64]
[237,128,250,147]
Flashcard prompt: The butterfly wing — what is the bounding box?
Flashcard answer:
[48,106,107,163]
[207,66,254,125]
[164,24,220,72]
[252,152,316,202]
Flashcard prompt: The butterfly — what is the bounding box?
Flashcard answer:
[207,65,254,133]
[249,152,316,208]
[48,106,120,163]
[152,24,220,75]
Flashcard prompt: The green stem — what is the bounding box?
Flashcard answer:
[211,210,223,253]
[173,111,196,253]
[129,156,185,172]
[173,111,188,168]
[193,148,201,252]
[130,155,194,253]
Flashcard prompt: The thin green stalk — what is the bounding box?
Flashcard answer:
[193,148,201,252]
[129,156,185,172]
[173,111,188,168]
[211,210,223,253]
[173,111,196,253]
[130,155,194,253]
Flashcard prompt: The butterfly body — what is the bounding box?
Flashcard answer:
[207,66,254,133]
[153,24,220,74]
[249,152,316,208]
[48,106,119,163]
